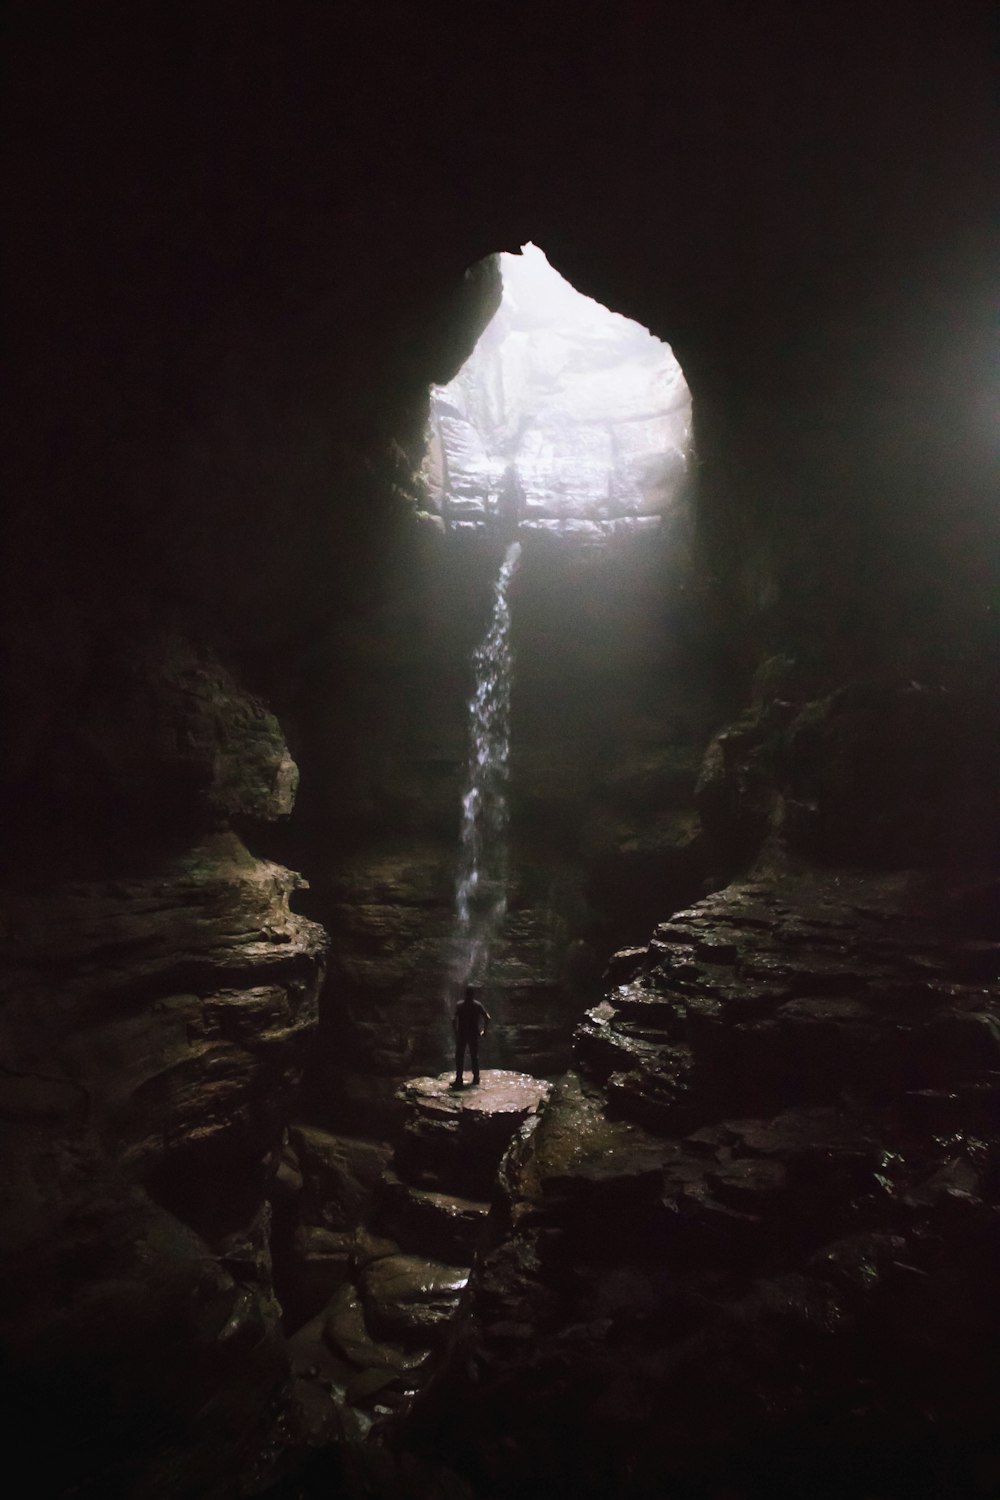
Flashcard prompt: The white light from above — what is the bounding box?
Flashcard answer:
[425,243,691,542]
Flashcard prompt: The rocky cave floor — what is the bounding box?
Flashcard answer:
[247,865,1000,1500]
[249,1071,550,1499]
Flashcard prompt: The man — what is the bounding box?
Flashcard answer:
[452,985,491,1088]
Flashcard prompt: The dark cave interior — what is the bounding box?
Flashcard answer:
[3,5,998,1498]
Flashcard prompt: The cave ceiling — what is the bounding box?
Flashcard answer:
[5,0,996,762]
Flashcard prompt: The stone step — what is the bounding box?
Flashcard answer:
[375,1169,491,1262]
[574,1008,665,1084]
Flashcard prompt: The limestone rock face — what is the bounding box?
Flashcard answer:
[405,873,1000,1497]
[695,661,998,874]
[9,635,300,852]
[288,1126,392,1231]
[2,833,325,1165]
[0,832,327,1497]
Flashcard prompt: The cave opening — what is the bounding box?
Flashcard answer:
[422,243,693,546]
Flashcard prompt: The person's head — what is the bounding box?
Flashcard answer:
[464,985,476,1003]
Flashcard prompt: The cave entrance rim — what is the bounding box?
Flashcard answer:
[420,242,693,554]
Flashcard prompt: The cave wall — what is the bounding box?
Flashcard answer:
[4,2,996,1493]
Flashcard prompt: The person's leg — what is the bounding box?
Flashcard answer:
[470,1034,479,1085]
[454,1036,465,1087]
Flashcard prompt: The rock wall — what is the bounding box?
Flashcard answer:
[405,870,1000,1497]
[0,637,330,1493]
[0,827,328,1496]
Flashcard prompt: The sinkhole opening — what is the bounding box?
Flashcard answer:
[422,243,692,546]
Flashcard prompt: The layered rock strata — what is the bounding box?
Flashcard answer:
[404,872,1000,1498]
[0,832,327,1499]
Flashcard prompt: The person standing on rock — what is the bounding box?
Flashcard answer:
[452,986,490,1088]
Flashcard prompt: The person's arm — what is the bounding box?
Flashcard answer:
[479,1002,491,1035]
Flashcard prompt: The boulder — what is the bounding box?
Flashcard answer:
[393,1070,552,1196]
[323,1282,430,1381]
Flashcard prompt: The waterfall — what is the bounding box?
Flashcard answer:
[451,541,522,993]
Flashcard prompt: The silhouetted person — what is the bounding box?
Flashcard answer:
[452,985,490,1088]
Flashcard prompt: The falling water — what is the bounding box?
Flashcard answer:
[451,542,522,992]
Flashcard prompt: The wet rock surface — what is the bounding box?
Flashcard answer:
[360,1255,471,1347]
[269,1071,552,1479]
[404,871,1000,1498]
[0,832,328,1498]
[376,1172,491,1263]
[394,1071,552,1198]
[579,871,1000,1132]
